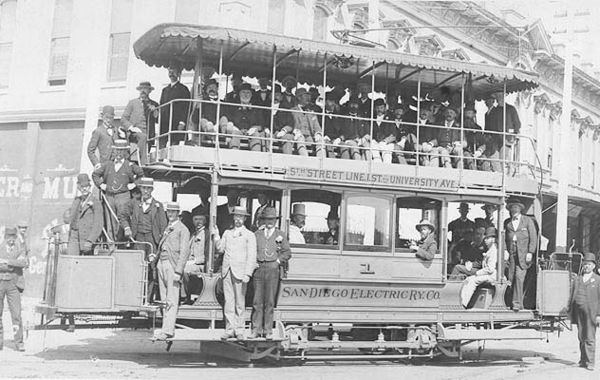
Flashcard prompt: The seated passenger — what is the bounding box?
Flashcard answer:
[288,204,306,244]
[224,73,243,104]
[371,99,397,164]
[182,211,210,304]
[410,219,438,260]
[251,77,271,108]
[271,85,308,156]
[390,103,417,165]
[221,83,267,151]
[280,76,297,108]
[320,210,339,245]
[416,101,440,167]
[322,91,344,158]
[356,80,372,119]
[307,87,323,113]
[449,226,486,280]
[463,103,485,170]
[460,227,498,308]
[431,107,471,169]
[191,78,221,146]
[339,96,366,160]
[290,88,324,157]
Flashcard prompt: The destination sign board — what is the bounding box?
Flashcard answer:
[286,166,459,190]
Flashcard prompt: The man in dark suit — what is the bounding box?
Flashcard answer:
[249,207,291,339]
[570,252,600,371]
[484,92,521,173]
[159,66,191,147]
[67,173,103,256]
[87,105,123,169]
[122,177,168,302]
[503,199,537,311]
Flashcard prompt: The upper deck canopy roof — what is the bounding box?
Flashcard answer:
[133,24,538,98]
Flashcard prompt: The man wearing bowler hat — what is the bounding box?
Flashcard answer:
[570,252,600,371]
[448,203,475,246]
[249,207,291,339]
[288,204,307,244]
[67,173,103,256]
[153,202,190,340]
[0,227,28,351]
[321,209,340,245]
[121,81,159,165]
[159,65,191,147]
[121,177,168,302]
[87,105,123,169]
[213,206,257,340]
[503,198,537,311]
[410,219,438,261]
[92,139,144,241]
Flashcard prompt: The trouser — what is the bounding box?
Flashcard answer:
[67,229,94,256]
[449,264,479,280]
[0,279,23,346]
[508,252,527,308]
[224,126,265,151]
[103,191,130,241]
[223,269,247,335]
[129,131,148,165]
[160,119,186,147]
[340,140,361,160]
[437,145,474,169]
[370,141,395,163]
[181,261,204,299]
[135,232,159,302]
[297,135,324,157]
[481,141,506,172]
[156,259,180,336]
[573,303,597,367]
[279,133,308,156]
[252,261,279,335]
[460,274,495,307]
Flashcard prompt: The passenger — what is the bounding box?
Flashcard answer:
[434,106,470,169]
[251,77,271,108]
[449,227,485,280]
[306,87,323,113]
[252,191,270,231]
[159,65,191,147]
[153,202,191,341]
[483,92,521,173]
[570,252,600,371]
[448,203,476,246]
[504,199,537,311]
[213,206,257,340]
[224,73,243,104]
[290,88,324,157]
[0,226,28,351]
[190,78,221,146]
[280,76,297,108]
[416,101,440,167]
[182,211,210,304]
[87,105,121,169]
[221,83,267,151]
[250,207,291,339]
[272,84,308,156]
[217,188,240,234]
[356,80,372,118]
[410,219,438,260]
[371,98,396,164]
[121,177,168,303]
[288,204,306,244]
[391,103,417,165]
[322,90,344,159]
[320,210,340,245]
[463,103,485,170]
[460,227,498,308]
[121,81,158,165]
[67,174,103,256]
[481,204,497,228]
[339,95,365,160]
[92,139,144,241]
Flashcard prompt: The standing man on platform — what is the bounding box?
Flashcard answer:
[570,252,600,371]
[0,227,28,351]
[87,105,123,168]
[122,177,168,303]
[252,191,270,230]
[250,207,291,339]
[67,174,103,256]
[153,202,190,340]
[182,210,210,304]
[504,199,537,311]
[159,66,191,147]
[213,206,257,340]
[121,81,159,164]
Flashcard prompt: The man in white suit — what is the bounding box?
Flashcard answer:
[213,206,257,340]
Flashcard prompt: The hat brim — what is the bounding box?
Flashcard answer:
[416,223,435,231]
[112,145,131,149]
[261,215,280,219]
[233,211,250,216]
[136,86,154,91]
[506,202,525,210]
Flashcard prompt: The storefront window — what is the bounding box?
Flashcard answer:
[345,195,390,251]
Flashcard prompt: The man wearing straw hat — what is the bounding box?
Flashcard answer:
[249,207,291,339]
[92,139,144,241]
[570,252,600,371]
[153,202,190,340]
[121,81,159,165]
[410,219,438,261]
[67,173,103,256]
[213,206,257,340]
[503,198,537,311]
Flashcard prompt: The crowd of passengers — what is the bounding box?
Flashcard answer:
[98,65,522,171]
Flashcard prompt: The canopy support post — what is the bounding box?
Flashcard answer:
[459,74,465,186]
[320,53,328,167]
[269,45,277,173]
[189,38,203,146]
[368,60,376,172]
[215,42,224,167]
[416,73,421,176]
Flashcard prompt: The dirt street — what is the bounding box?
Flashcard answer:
[0,298,598,379]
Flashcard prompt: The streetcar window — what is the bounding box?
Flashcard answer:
[344,195,391,251]
[395,197,441,252]
[289,189,341,247]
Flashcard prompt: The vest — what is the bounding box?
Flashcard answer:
[137,207,153,234]
[574,278,592,307]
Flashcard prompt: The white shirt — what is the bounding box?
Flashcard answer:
[583,272,593,283]
[264,227,274,239]
[142,197,153,213]
[375,114,385,125]
[288,224,305,244]
[114,159,124,172]
[511,214,521,241]
[445,120,455,128]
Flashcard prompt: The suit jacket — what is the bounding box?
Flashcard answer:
[415,234,438,261]
[255,228,292,263]
[374,114,397,143]
[157,221,191,275]
[121,97,158,134]
[92,159,144,194]
[159,81,191,130]
[189,226,210,265]
[504,214,537,269]
[122,197,168,245]
[216,226,257,279]
[570,273,600,321]
[291,106,322,137]
[323,112,343,140]
[485,104,521,147]
[69,192,103,245]
[0,242,28,282]
[87,122,117,166]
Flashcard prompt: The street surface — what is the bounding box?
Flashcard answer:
[0,298,598,379]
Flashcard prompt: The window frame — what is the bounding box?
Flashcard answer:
[342,192,393,254]
[106,0,132,82]
[394,196,443,255]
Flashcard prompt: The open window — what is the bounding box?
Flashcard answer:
[344,195,391,252]
[395,197,441,253]
[289,189,341,248]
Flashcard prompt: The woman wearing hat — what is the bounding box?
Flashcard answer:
[460,227,498,308]
[410,219,438,261]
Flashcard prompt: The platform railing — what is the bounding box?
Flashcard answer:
[146,99,543,189]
